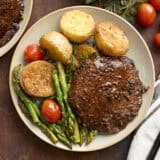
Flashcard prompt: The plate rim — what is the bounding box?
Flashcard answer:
[0,0,33,57]
[9,5,155,152]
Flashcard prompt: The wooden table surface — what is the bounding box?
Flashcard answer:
[0,0,160,160]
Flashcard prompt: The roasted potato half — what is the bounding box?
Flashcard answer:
[75,44,96,62]
[60,10,95,43]
[95,22,129,56]
[20,60,55,97]
[40,31,72,64]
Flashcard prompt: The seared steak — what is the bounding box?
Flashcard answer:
[69,56,144,133]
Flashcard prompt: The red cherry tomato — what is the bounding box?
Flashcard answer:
[24,44,45,62]
[137,3,157,27]
[154,33,160,48]
[41,99,61,123]
[149,0,160,11]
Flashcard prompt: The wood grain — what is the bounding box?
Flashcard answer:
[0,0,160,159]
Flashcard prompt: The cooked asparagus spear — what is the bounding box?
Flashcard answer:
[49,124,72,149]
[86,130,98,145]
[52,70,66,118]
[13,65,72,147]
[56,62,80,143]
[13,65,58,143]
[13,65,39,123]
[29,94,71,148]
[72,119,81,143]
[52,69,74,136]
[56,62,75,120]
[80,127,88,145]
[30,102,71,148]
[38,122,58,143]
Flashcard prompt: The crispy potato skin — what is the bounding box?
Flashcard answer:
[95,22,129,56]
[40,31,72,64]
[20,60,55,97]
[75,44,96,61]
[60,10,95,43]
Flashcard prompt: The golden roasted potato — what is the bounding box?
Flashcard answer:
[20,60,55,97]
[60,10,95,43]
[40,31,72,64]
[75,44,96,61]
[95,22,129,56]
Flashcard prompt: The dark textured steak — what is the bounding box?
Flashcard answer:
[69,56,144,133]
[0,0,23,47]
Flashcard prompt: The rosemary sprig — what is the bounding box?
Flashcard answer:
[84,0,143,22]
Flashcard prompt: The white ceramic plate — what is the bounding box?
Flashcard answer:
[0,0,33,57]
[9,6,155,152]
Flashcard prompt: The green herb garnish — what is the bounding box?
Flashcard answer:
[84,0,143,22]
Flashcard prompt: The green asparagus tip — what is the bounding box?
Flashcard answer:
[86,130,98,145]
[80,127,88,146]
[13,64,21,79]
[72,119,80,144]
[38,122,58,144]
